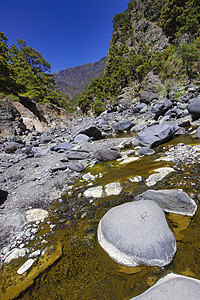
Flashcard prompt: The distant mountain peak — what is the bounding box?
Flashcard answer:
[53,56,107,98]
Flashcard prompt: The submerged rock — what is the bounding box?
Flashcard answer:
[98,200,176,267]
[104,182,122,196]
[130,273,200,300]
[146,167,175,187]
[84,186,103,198]
[135,189,197,216]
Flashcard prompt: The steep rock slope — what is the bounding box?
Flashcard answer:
[53,57,106,98]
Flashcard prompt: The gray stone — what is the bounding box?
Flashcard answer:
[194,126,200,138]
[68,161,86,172]
[28,249,41,258]
[188,97,200,119]
[113,121,133,133]
[95,149,121,162]
[139,91,159,104]
[104,182,122,196]
[39,135,52,144]
[98,200,176,267]
[74,134,91,143]
[53,142,74,151]
[72,122,102,140]
[145,167,175,187]
[130,273,200,300]
[133,103,147,113]
[137,147,155,156]
[152,99,172,119]
[134,123,180,148]
[67,151,89,160]
[135,189,197,216]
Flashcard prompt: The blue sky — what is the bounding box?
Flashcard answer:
[1,0,129,72]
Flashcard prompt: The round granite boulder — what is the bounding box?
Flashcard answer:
[98,200,176,267]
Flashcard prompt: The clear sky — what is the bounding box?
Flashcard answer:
[1,0,129,73]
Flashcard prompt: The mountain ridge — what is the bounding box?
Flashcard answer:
[53,56,107,98]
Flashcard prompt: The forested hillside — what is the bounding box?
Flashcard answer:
[78,0,200,115]
[53,57,106,99]
[0,33,71,111]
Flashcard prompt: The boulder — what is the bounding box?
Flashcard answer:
[133,103,147,113]
[130,273,200,300]
[188,97,200,119]
[135,189,197,216]
[194,126,200,138]
[152,99,172,119]
[74,134,91,143]
[72,123,102,140]
[134,123,180,148]
[68,161,86,172]
[98,200,176,267]
[95,149,121,162]
[67,151,89,160]
[113,121,133,133]
[53,142,74,151]
[139,91,159,104]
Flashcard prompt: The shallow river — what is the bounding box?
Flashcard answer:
[2,136,200,299]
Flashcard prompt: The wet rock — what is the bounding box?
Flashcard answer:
[84,186,103,198]
[130,273,200,300]
[137,147,155,156]
[98,200,176,267]
[104,182,122,196]
[146,167,175,187]
[68,161,86,172]
[135,189,197,216]
[113,121,133,133]
[74,134,91,143]
[134,123,180,148]
[120,157,139,164]
[95,149,121,162]
[17,258,35,275]
[194,126,200,138]
[67,151,89,160]
[4,248,27,264]
[26,209,49,222]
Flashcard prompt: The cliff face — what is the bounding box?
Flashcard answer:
[53,57,107,98]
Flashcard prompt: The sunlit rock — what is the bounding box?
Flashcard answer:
[104,182,122,196]
[84,186,103,198]
[98,200,176,267]
[26,209,48,222]
[146,167,175,187]
[17,258,35,275]
[130,273,200,299]
[135,189,197,216]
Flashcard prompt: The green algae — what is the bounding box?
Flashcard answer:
[2,136,200,299]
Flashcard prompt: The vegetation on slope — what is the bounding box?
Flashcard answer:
[77,0,200,115]
[0,32,71,111]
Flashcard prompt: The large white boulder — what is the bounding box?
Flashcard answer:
[130,273,200,299]
[98,200,176,267]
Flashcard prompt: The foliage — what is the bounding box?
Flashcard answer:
[0,32,70,110]
[93,100,105,116]
[159,0,200,40]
